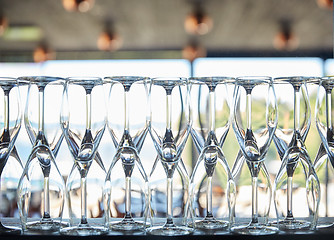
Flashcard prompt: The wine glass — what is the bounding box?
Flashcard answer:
[60,77,108,236]
[231,76,278,235]
[17,76,66,232]
[314,76,334,228]
[189,77,236,231]
[273,76,320,231]
[146,77,193,236]
[0,78,22,234]
[103,76,150,232]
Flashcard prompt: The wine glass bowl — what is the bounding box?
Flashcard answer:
[60,77,108,236]
[17,76,66,232]
[103,76,150,232]
[231,76,278,235]
[147,77,193,236]
[188,77,236,232]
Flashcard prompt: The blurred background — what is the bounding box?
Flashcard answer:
[0,0,332,220]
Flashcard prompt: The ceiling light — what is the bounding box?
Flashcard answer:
[316,0,333,9]
[62,0,95,13]
[184,4,213,35]
[97,31,122,51]
[182,42,206,62]
[273,20,299,51]
[0,16,8,36]
[33,45,54,63]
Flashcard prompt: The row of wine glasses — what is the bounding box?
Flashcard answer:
[0,75,332,236]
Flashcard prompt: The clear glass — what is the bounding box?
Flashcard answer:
[103,76,150,232]
[17,76,66,232]
[147,77,193,236]
[60,77,108,236]
[189,77,236,232]
[231,76,278,235]
[314,76,334,228]
[0,78,22,234]
[273,77,320,231]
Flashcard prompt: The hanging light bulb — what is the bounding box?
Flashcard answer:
[273,20,299,51]
[182,41,206,62]
[62,0,95,12]
[316,0,333,9]
[184,3,213,35]
[97,31,122,51]
[33,44,54,63]
[0,16,8,36]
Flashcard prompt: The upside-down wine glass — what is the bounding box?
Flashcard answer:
[273,77,320,231]
[314,76,334,228]
[146,77,193,236]
[60,77,108,236]
[0,78,22,234]
[189,77,236,231]
[103,76,150,232]
[231,76,278,235]
[17,76,66,232]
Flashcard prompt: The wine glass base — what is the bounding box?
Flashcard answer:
[26,220,68,232]
[109,220,146,231]
[146,225,193,236]
[193,218,229,230]
[60,224,108,236]
[316,220,334,229]
[0,225,22,235]
[231,223,278,235]
[272,219,310,230]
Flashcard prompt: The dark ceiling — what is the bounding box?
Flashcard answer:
[0,0,332,60]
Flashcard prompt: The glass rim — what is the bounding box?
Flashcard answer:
[0,77,17,81]
[236,76,272,84]
[189,76,235,84]
[0,77,19,87]
[67,76,103,85]
[274,76,320,83]
[18,76,65,84]
[151,77,187,85]
[320,76,334,81]
[104,76,149,84]
[319,76,334,89]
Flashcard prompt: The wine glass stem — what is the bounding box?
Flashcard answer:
[125,176,132,218]
[246,93,252,130]
[124,90,130,132]
[38,90,45,132]
[326,91,332,130]
[209,91,215,132]
[287,176,293,219]
[294,89,300,132]
[3,92,9,130]
[251,177,258,224]
[43,176,50,218]
[81,176,88,224]
[86,93,92,130]
[166,94,172,131]
[166,177,173,225]
[206,176,213,217]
